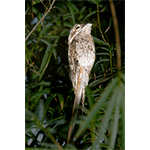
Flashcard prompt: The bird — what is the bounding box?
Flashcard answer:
[67,23,95,143]
[68,23,95,112]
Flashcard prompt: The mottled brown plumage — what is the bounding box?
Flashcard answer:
[68,23,95,111]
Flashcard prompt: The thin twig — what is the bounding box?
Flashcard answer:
[25,0,56,42]
[39,0,48,10]
[109,0,121,69]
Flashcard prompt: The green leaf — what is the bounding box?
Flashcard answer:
[64,1,75,25]
[39,24,53,37]
[64,22,73,28]
[33,0,42,5]
[32,7,39,14]
[63,13,73,20]
[75,76,119,139]
[44,96,53,120]
[80,6,86,14]
[120,81,125,149]
[53,48,57,60]
[37,100,44,122]
[84,10,97,21]
[30,89,49,100]
[86,86,95,108]
[68,1,79,13]
[40,39,51,46]
[88,0,102,4]
[95,59,110,66]
[25,7,30,16]
[89,75,114,87]
[41,35,59,39]
[97,46,110,51]
[93,36,109,46]
[25,108,35,119]
[96,52,110,56]
[121,73,125,82]
[108,87,122,149]
[92,86,118,149]
[38,42,52,73]
[100,4,109,12]
[58,94,64,110]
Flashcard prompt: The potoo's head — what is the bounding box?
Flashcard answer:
[68,23,92,44]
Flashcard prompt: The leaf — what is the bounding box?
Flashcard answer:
[121,73,125,82]
[75,77,119,139]
[64,22,73,28]
[40,39,51,46]
[25,7,30,16]
[39,23,53,37]
[32,7,39,14]
[120,81,125,149]
[89,75,114,87]
[96,52,110,56]
[68,1,79,13]
[58,94,64,110]
[38,42,52,73]
[25,108,35,119]
[88,0,103,4]
[33,0,42,5]
[84,10,97,21]
[64,1,75,25]
[53,48,57,60]
[42,35,60,39]
[63,13,73,20]
[95,59,110,66]
[93,36,109,46]
[97,46,110,51]
[44,96,53,120]
[80,6,86,14]
[39,42,57,80]
[86,86,95,108]
[86,86,97,141]
[30,89,49,100]
[108,87,122,149]
[37,100,44,122]
[92,86,118,149]
[100,4,109,12]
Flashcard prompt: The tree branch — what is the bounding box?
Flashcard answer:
[25,0,56,42]
[109,0,121,69]
[97,3,109,45]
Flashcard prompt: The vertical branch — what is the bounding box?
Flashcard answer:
[109,0,121,69]
[97,3,109,45]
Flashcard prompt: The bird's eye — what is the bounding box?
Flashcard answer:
[76,26,80,30]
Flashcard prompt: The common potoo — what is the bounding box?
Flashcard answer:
[68,23,95,111]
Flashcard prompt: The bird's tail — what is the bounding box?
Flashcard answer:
[67,67,85,143]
